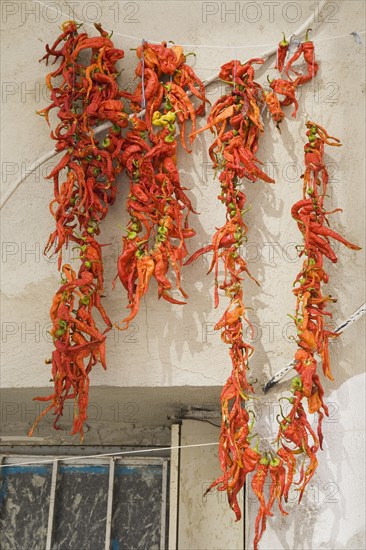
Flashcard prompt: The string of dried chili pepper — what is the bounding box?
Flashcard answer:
[116,41,207,329]
[274,121,361,506]
[265,30,319,128]
[246,122,361,550]
[30,21,128,440]
[187,57,275,523]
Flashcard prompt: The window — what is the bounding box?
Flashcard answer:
[0,456,169,550]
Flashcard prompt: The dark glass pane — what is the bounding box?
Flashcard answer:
[0,464,52,550]
[52,464,109,550]
[111,464,163,550]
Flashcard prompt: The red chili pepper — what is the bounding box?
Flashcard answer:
[266,457,288,516]
[270,79,299,117]
[296,32,319,85]
[118,254,155,330]
[252,458,269,550]
[116,240,139,291]
[264,90,285,125]
[151,246,171,294]
[275,33,289,73]
[277,446,296,502]
[115,42,205,323]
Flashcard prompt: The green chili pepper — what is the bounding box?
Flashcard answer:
[112,123,121,134]
[158,226,168,235]
[102,137,111,148]
[291,376,303,392]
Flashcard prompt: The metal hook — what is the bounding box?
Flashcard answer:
[350,31,363,45]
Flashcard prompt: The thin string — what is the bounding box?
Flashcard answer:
[0,441,218,469]
[141,39,146,110]
[234,48,237,90]
[33,1,364,49]
[320,30,365,44]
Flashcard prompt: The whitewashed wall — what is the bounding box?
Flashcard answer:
[1,0,364,390]
[1,1,365,548]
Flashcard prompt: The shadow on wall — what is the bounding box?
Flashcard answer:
[0,385,221,445]
[152,60,286,388]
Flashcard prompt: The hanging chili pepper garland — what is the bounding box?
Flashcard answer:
[251,122,361,550]
[186,32,328,548]
[116,41,207,328]
[186,56,275,521]
[265,30,319,128]
[276,121,360,491]
[29,21,128,439]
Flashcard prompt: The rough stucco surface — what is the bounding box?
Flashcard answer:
[179,419,244,549]
[0,1,365,549]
